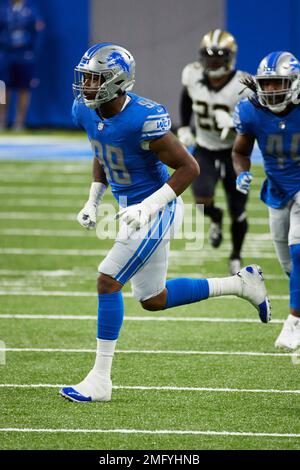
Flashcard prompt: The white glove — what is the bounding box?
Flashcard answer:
[177,126,195,147]
[116,183,176,231]
[214,109,233,140]
[236,171,253,195]
[116,202,151,231]
[77,182,106,229]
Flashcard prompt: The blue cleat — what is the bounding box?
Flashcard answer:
[59,370,112,402]
[60,387,92,402]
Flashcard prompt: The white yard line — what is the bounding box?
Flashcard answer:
[1,198,268,211]
[0,248,107,256]
[0,228,90,237]
[0,347,296,358]
[0,212,77,221]
[0,314,285,323]
[0,269,81,276]
[0,383,299,395]
[2,199,89,207]
[0,229,275,240]
[167,272,284,280]
[0,289,289,299]
[0,167,90,174]
[0,186,262,198]
[0,248,278,259]
[0,269,286,280]
[0,187,88,195]
[0,427,299,438]
[0,171,265,184]
[0,176,89,184]
[0,212,271,225]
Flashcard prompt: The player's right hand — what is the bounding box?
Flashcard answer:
[77,201,98,229]
[177,126,195,147]
[236,171,253,195]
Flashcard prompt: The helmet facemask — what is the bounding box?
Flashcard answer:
[255,51,300,113]
[200,47,234,78]
[73,67,134,109]
[256,75,300,113]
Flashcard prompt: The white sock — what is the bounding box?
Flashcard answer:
[286,314,300,326]
[92,339,117,380]
[208,275,242,297]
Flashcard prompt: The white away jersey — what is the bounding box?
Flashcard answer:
[182,61,250,150]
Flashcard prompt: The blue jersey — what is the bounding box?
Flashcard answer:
[234,98,300,208]
[72,92,171,206]
[0,1,43,61]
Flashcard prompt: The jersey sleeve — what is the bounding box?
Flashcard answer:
[233,99,253,135]
[72,99,83,129]
[181,64,191,87]
[140,104,171,148]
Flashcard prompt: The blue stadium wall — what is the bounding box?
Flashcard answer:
[226,0,300,73]
[26,0,89,127]
[20,0,300,127]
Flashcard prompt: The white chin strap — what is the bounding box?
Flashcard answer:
[207,67,229,78]
[84,98,99,109]
[267,102,288,113]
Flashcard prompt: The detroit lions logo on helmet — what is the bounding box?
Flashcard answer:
[289,57,300,72]
[74,43,135,107]
[107,51,130,74]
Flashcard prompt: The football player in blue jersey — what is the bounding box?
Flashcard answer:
[0,0,45,130]
[60,43,271,402]
[233,51,300,351]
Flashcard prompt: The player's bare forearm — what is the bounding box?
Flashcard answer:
[93,157,108,186]
[232,133,255,175]
[149,132,199,195]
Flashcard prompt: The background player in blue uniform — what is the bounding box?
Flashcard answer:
[60,43,271,403]
[0,0,45,130]
[233,51,300,351]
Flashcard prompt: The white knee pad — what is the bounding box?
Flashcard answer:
[269,205,291,275]
[289,195,300,245]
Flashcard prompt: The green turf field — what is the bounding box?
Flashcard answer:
[0,157,299,450]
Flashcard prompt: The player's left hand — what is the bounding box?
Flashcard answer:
[236,171,253,194]
[116,203,154,230]
[214,109,233,140]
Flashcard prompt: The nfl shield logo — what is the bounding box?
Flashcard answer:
[98,122,104,131]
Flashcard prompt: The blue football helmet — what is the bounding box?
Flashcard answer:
[255,51,300,113]
[73,43,135,109]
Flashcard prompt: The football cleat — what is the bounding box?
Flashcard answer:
[237,264,271,323]
[229,257,242,275]
[60,370,112,402]
[275,318,300,351]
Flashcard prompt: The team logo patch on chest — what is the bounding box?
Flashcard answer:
[98,122,104,131]
[278,121,286,130]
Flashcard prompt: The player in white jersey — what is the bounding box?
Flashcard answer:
[178,30,250,274]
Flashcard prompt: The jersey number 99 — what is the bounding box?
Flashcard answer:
[91,140,131,185]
